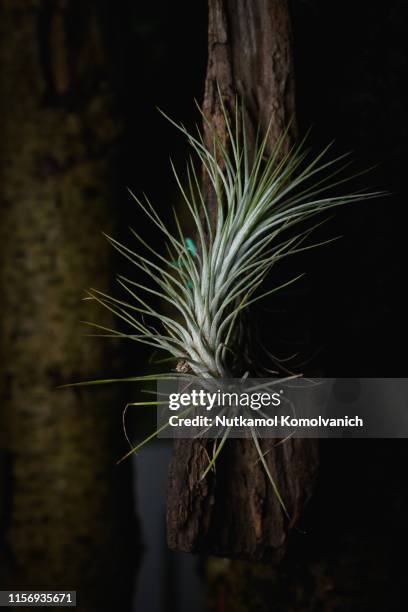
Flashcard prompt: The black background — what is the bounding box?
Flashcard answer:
[2,0,408,609]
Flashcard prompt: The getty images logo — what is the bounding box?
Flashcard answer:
[168,388,282,411]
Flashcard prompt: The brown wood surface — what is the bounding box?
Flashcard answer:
[167,0,319,562]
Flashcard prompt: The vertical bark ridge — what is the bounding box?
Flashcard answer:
[167,0,318,562]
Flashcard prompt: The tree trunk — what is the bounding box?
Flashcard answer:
[166,0,318,562]
[0,1,137,606]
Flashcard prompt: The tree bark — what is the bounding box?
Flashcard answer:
[0,1,137,606]
[167,0,318,562]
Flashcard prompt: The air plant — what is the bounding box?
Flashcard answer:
[83,100,379,514]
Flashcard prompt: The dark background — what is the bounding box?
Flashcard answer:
[1,1,407,610]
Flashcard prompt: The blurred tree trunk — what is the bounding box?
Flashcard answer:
[167,0,318,562]
[0,1,137,607]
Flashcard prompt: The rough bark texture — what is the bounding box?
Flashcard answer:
[167,0,318,562]
[203,0,297,158]
[0,1,136,607]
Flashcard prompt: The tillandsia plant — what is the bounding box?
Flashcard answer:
[81,99,379,514]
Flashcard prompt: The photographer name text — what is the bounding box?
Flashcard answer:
[168,414,364,428]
